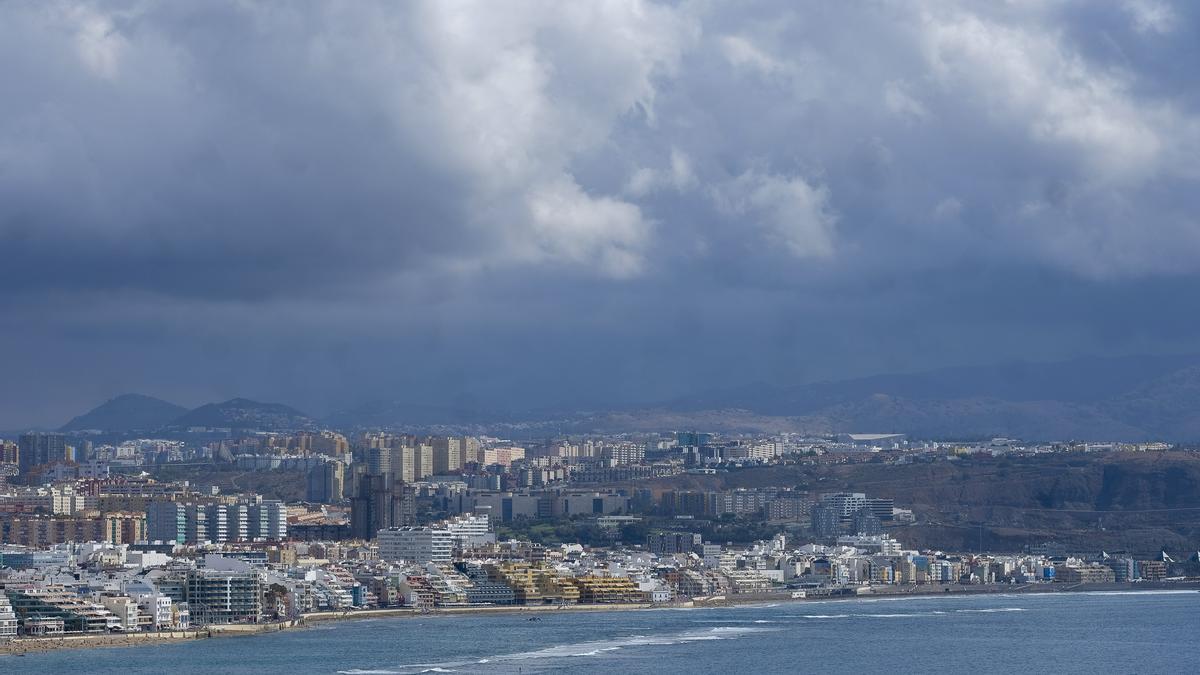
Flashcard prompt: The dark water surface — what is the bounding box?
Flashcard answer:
[9,590,1199,673]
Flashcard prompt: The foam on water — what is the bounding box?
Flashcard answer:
[1067,590,1199,597]
[345,626,778,674]
[339,670,457,675]
[783,609,998,619]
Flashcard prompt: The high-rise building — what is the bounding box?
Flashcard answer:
[0,440,18,465]
[811,503,841,538]
[415,443,433,480]
[147,501,189,543]
[203,502,248,543]
[432,437,462,475]
[460,436,481,466]
[479,446,525,468]
[350,474,414,540]
[146,500,282,544]
[18,433,69,477]
[386,447,415,483]
[851,508,884,536]
[307,460,345,503]
[377,526,453,563]
[366,446,391,477]
[247,500,287,540]
[180,568,263,625]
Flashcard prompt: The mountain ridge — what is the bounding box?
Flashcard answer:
[55,353,1200,440]
[167,398,316,431]
[60,393,188,432]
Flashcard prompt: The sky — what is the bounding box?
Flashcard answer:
[2,0,1199,428]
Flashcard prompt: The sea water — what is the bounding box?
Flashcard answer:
[9,590,1199,674]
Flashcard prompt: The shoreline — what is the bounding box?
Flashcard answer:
[3,581,1197,656]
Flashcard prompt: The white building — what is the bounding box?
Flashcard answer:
[0,593,16,640]
[135,593,175,629]
[445,514,494,549]
[377,527,453,563]
[837,534,903,556]
[100,596,141,631]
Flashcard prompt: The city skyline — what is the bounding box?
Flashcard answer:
[2,1,1199,667]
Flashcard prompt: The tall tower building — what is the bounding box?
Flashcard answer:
[367,446,391,476]
[307,460,345,503]
[460,436,481,466]
[414,443,433,480]
[350,474,414,540]
[432,437,462,475]
[387,447,415,484]
[17,432,69,478]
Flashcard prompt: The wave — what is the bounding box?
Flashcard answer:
[731,602,781,609]
[343,626,777,674]
[337,670,455,675]
[1064,590,1199,597]
[954,607,1027,613]
[788,614,850,619]
[782,610,961,619]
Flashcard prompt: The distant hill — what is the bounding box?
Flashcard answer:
[324,400,500,429]
[334,354,1200,440]
[66,354,1200,440]
[168,398,316,431]
[1101,364,1200,439]
[667,354,1200,414]
[648,354,1200,441]
[60,394,187,432]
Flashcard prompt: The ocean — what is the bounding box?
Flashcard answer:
[8,590,1199,673]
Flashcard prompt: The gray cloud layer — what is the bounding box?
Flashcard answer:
[2,0,1199,426]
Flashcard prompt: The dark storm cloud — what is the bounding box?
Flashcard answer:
[1,0,1199,427]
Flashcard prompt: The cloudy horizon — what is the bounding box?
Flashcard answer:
[3,1,1199,428]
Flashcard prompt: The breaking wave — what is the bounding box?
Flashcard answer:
[339,626,777,674]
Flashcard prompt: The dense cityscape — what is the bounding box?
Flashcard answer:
[5,0,1200,669]
[0,422,1196,652]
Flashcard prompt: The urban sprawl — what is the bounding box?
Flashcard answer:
[0,429,1194,647]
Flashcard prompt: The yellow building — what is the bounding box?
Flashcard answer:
[486,562,541,605]
[569,575,642,604]
[534,571,579,604]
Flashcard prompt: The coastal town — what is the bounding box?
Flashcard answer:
[7,0,1200,669]
[1,427,1197,652]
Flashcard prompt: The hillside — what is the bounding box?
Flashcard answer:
[324,400,500,429]
[648,452,1200,553]
[59,394,187,432]
[639,354,1200,441]
[668,354,1200,413]
[167,398,316,431]
[330,354,1200,440]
